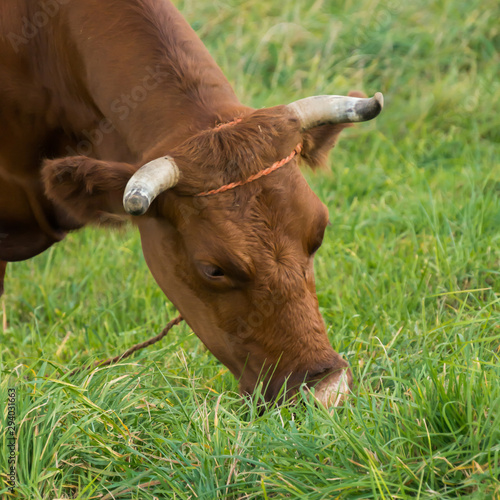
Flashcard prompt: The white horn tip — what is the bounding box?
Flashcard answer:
[123,190,150,216]
[122,156,180,215]
[374,92,384,109]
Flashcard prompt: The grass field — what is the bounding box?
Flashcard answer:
[1,0,500,498]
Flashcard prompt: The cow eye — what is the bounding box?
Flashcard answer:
[200,263,225,279]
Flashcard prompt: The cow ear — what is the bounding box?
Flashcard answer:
[42,156,137,225]
[299,90,367,169]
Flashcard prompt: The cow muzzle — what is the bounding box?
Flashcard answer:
[257,363,353,408]
[307,368,353,408]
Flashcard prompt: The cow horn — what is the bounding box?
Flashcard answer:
[287,92,384,131]
[123,156,180,216]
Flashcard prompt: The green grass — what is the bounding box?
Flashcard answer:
[1,0,500,498]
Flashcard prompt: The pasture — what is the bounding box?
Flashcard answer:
[1,0,499,498]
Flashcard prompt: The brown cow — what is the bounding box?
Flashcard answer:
[0,0,382,406]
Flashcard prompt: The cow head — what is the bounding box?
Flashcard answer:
[43,92,383,407]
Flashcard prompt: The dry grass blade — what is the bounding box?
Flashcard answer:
[66,315,183,377]
[101,480,162,500]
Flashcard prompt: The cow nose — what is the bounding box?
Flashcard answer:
[307,367,352,408]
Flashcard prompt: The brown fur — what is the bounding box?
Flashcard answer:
[1,0,355,401]
[43,157,136,225]
[167,106,303,196]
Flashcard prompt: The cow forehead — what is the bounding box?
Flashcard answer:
[177,166,328,254]
[166,108,303,197]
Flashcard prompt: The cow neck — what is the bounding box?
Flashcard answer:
[54,0,247,158]
[23,183,66,242]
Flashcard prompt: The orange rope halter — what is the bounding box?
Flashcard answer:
[213,117,243,130]
[195,118,302,197]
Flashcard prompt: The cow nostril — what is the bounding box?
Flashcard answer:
[306,367,331,384]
